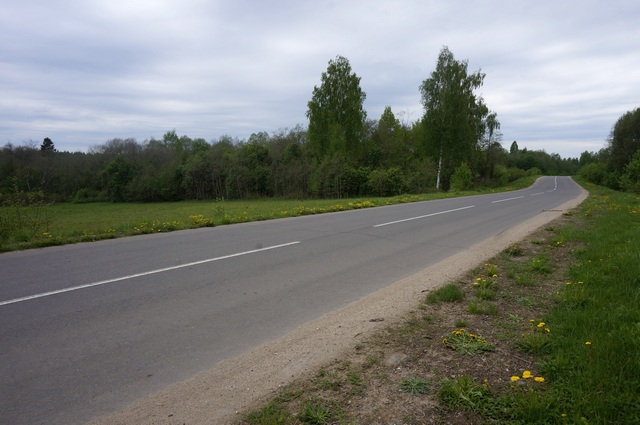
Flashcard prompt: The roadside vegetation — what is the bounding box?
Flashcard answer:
[236,181,640,424]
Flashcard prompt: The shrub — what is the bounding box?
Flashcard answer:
[450,162,473,191]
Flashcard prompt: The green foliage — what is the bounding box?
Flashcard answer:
[400,377,431,395]
[504,243,524,257]
[419,46,495,190]
[306,55,367,161]
[366,167,406,196]
[579,161,608,185]
[425,283,465,304]
[299,402,334,424]
[442,329,495,355]
[619,149,640,193]
[0,51,585,204]
[0,187,54,245]
[244,400,292,424]
[608,106,640,172]
[438,374,491,410]
[467,301,498,316]
[449,162,473,191]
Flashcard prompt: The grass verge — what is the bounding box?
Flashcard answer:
[237,181,640,424]
[0,177,537,252]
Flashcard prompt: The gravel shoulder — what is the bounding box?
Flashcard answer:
[90,189,587,425]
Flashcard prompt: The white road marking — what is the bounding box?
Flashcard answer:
[0,241,301,307]
[492,196,525,204]
[373,205,475,228]
[531,192,545,196]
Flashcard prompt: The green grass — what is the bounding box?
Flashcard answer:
[442,329,495,355]
[425,283,465,304]
[0,177,540,252]
[467,182,640,423]
[0,194,431,252]
[532,183,640,422]
[400,377,431,395]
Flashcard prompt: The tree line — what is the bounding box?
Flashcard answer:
[579,106,640,193]
[1,47,582,204]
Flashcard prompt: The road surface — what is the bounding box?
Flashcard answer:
[0,176,584,424]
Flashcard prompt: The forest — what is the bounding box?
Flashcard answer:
[3,47,636,206]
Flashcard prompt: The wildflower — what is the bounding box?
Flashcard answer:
[510,376,520,382]
[537,322,545,328]
[492,274,498,278]
[522,370,532,379]
[534,377,545,383]
[585,341,592,345]
[566,281,572,285]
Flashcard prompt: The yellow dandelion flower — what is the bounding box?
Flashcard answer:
[585,341,592,345]
[510,376,520,382]
[534,377,545,383]
[522,370,532,379]
[537,322,545,328]
[492,274,498,278]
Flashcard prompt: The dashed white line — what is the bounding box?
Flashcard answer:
[0,241,301,307]
[373,205,475,228]
[492,196,525,204]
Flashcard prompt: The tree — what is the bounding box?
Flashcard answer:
[607,107,640,173]
[306,55,367,161]
[371,106,403,168]
[419,46,489,190]
[40,137,55,152]
[103,156,135,201]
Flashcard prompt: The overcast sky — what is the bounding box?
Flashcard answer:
[2,1,639,158]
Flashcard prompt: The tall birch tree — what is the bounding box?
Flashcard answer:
[419,46,488,190]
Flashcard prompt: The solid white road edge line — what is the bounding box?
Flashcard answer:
[0,241,301,307]
[373,205,475,228]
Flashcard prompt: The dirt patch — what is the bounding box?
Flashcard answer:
[89,189,587,425]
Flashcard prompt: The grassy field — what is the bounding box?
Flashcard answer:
[237,181,640,424]
[0,178,536,252]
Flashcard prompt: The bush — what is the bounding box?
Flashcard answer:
[619,150,640,193]
[450,163,473,191]
[579,162,608,185]
[508,167,527,182]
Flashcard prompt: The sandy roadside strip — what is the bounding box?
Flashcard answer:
[90,187,587,425]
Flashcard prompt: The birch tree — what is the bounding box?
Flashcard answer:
[419,46,488,190]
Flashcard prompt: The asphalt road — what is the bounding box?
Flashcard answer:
[0,176,584,425]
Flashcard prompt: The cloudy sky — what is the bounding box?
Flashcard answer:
[1,0,638,158]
